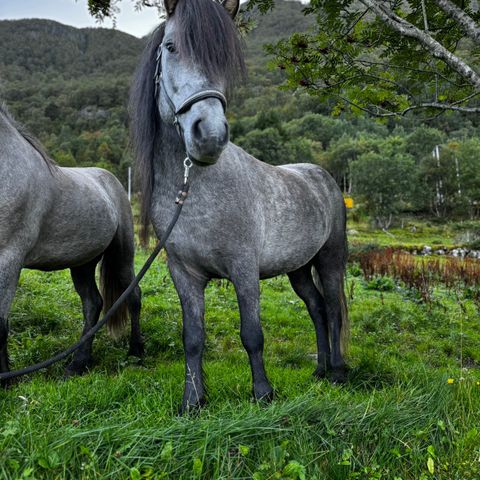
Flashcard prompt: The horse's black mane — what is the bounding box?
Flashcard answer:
[0,102,57,171]
[129,0,246,242]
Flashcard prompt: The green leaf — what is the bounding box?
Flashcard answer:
[160,441,173,462]
[21,467,34,478]
[80,445,92,458]
[130,467,141,480]
[37,458,50,470]
[427,457,435,475]
[193,458,203,477]
[1,421,19,437]
[283,460,306,480]
[239,444,250,456]
[7,459,20,471]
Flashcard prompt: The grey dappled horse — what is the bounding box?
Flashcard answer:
[130,0,349,412]
[0,104,143,382]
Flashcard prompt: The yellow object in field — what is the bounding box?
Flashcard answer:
[344,197,354,209]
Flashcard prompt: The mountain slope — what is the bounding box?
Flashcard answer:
[0,19,143,81]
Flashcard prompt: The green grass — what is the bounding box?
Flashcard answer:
[1,252,479,479]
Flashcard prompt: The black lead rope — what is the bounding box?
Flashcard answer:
[0,180,190,382]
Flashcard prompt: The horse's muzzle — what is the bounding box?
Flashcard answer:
[181,99,229,165]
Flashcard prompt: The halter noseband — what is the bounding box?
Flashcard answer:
[153,43,227,136]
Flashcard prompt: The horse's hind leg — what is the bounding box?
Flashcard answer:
[312,251,349,384]
[288,265,331,378]
[0,253,21,386]
[232,268,273,402]
[66,259,103,376]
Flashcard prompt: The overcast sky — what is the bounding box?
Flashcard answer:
[0,0,162,38]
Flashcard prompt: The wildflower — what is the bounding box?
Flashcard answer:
[447,378,454,384]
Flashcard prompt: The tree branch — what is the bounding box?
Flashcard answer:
[401,102,480,114]
[331,94,480,117]
[433,0,480,43]
[358,0,480,90]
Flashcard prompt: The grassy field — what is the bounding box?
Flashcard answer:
[346,217,480,250]
[1,247,479,479]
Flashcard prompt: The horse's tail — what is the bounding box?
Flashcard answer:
[339,272,349,356]
[312,212,349,356]
[100,232,130,339]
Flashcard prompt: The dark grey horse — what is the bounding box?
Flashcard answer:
[130,0,348,412]
[0,104,143,382]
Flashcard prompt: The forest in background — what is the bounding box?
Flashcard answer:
[1,0,480,227]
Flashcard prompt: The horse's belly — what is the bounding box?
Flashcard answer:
[259,232,325,278]
[24,226,116,270]
[258,199,330,278]
[24,206,118,270]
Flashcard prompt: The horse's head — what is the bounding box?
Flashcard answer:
[157,0,243,165]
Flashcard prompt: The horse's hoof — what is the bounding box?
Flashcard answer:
[330,367,348,384]
[313,366,328,380]
[64,362,89,378]
[127,342,145,358]
[1,377,16,389]
[254,387,274,404]
[178,397,206,416]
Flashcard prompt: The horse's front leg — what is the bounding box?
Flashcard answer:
[232,269,273,402]
[0,251,22,386]
[169,261,208,413]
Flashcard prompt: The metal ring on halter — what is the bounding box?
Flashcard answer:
[183,157,193,183]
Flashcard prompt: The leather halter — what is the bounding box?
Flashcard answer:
[153,43,227,138]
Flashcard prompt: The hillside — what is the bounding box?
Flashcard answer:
[0,19,142,81]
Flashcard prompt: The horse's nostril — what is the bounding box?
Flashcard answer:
[192,118,203,140]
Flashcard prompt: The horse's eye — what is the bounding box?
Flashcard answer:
[165,42,176,53]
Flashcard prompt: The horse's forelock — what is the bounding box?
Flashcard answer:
[174,0,246,94]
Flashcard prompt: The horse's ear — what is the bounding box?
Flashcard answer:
[221,0,240,19]
[164,0,179,16]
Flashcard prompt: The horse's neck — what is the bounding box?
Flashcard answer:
[154,123,187,192]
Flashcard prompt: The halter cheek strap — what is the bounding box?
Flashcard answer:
[153,43,227,135]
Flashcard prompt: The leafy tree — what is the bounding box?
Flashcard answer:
[246,0,480,117]
[421,139,480,218]
[284,113,349,149]
[323,134,380,192]
[417,143,459,216]
[354,149,416,228]
[405,125,446,161]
